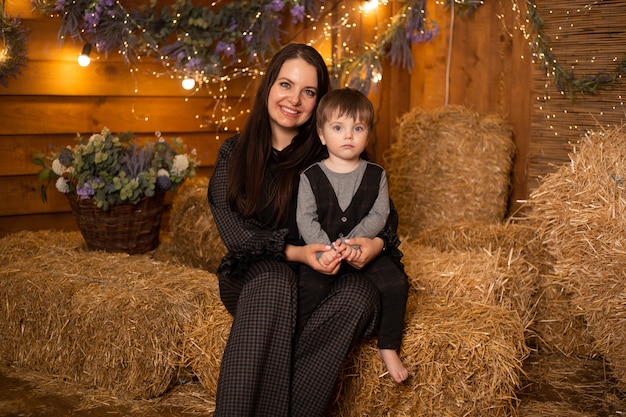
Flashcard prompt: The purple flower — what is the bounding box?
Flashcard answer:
[95,40,108,52]
[265,0,284,13]
[84,11,100,31]
[54,0,66,12]
[156,175,172,191]
[184,57,203,71]
[216,41,235,58]
[106,182,119,193]
[290,5,305,24]
[77,183,95,199]
[58,149,74,167]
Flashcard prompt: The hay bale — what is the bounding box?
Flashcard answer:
[154,177,226,272]
[519,353,626,416]
[400,240,537,329]
[518,401,592,417]
[177,287,232,403]
[526,127,626,388]
[0,230,230,400]
[333,297,527,416]
[384,105,516,236]
[528,271,595,356]
[331,242,530,416]
[411,221,544,267]
[409,221,570,349]
[0,230,87,266]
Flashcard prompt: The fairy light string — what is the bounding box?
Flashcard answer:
[26,0,625,141]
[0,0,29,87]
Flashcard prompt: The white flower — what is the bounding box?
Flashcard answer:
[55,177,70,193]
[157,168,170,178]
[51,159,66,176]
[171,154,189,176]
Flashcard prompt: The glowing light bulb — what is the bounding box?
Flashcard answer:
[362,0,379,12]
[182,77,196,90]
[77,43,91,67]
[372,68,382,83]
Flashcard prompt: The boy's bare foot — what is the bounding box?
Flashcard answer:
[378,348,408,383]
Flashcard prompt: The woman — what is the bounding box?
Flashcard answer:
[208,43,403,417]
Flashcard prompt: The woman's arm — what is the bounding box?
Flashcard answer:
[208,136,288,257]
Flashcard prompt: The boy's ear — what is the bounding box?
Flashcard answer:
[318,130,326,145]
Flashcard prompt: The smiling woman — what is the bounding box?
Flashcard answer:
[267,57,320,150]
[207,43,406,417]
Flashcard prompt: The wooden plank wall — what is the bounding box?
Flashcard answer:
[0,0,250,235]
[1,0,537,237]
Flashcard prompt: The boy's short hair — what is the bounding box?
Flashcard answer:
[316,87,374,132]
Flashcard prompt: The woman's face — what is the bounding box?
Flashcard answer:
[267,57,319,149]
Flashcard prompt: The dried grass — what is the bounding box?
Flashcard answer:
[528,271,595,357]
[0,230,230,400]
[153,177,226,272]
[384,105,516,236]
[328,236,531,416]
[519,353,626,416]
[526,126,626,389]
[400,238,537,330]
[333,297,527,416]
[410,221,543,267]
[0,362,216,415]
[518,401,593,417]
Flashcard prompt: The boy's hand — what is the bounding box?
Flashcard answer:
[333,240,361,262]
[342,237,384,269]
[296,243,341,275]
[318,247,339,268]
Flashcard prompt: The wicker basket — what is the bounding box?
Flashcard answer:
[67,193,166,254]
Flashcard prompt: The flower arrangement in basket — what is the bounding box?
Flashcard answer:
[33,127,198,254]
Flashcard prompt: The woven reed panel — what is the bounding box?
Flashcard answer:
[529,0,626,191]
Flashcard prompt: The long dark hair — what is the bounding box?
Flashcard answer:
[228,43,331,227]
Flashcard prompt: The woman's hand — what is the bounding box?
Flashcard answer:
[285,243,342,275]
[342,237,384,269]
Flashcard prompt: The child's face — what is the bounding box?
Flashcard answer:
[319,112,369,162]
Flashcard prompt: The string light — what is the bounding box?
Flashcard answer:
[181,76,196,90]
[362,0,379,13]
[77,43,91,67]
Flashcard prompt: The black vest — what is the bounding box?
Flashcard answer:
[303,163,383,241]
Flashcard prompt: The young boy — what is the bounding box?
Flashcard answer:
[296,87,409,383]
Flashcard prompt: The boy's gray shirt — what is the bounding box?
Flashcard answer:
[296,159,390,245]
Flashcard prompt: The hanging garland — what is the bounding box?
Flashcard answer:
[444,0,484,17]
[339,0,438,92]
[525,0,626,98]
[0,10,29,87]
[31,0,342,83]
[32,0,439,93]
[446,0,626,98]
[31,0,624,97]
